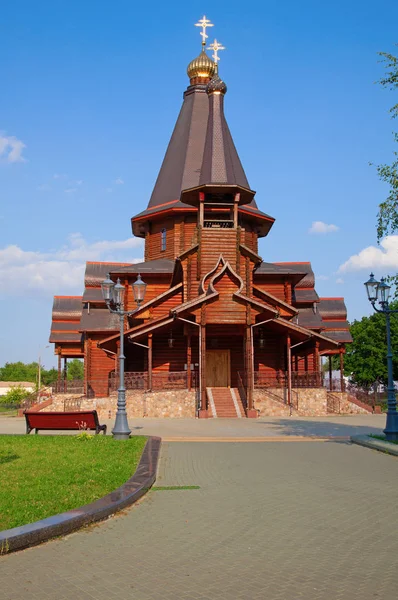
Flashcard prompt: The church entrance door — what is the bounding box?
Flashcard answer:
[206,350,230,387]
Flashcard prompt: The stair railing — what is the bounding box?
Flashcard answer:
[237,371,248,411]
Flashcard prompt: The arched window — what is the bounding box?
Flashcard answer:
[161,228,166,251]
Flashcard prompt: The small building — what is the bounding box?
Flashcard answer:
[0,382,35,396]
[49,26,352,418]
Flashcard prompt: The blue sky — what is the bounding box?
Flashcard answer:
[1,0,397,369]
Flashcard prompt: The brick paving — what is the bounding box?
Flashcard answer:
[1,440,398,599]
[0,413,387,439]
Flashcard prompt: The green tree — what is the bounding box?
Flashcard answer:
[343,302,398,388]
[376,48,398,249]
[0,361,58,386]
[0,362,37,382]
[67,359,84,380]
[42,368,58,385]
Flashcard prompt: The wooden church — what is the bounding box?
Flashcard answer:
[50,20,352,418]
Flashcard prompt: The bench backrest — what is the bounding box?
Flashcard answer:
[25,411,99,431]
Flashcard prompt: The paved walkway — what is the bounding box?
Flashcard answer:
[0,413,387,439]
[1,439,398,599]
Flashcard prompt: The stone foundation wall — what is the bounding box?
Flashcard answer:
[296,388,328,416]
[50,390,196,419]
[253,390,291,417]
[254,387,328,417]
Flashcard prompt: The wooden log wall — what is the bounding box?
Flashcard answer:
[144,215,198,262]
[200,229,238,274]
[125,275,171,311]
[152,328,186,372]
[254,333,284,377]
[253,277,292,303]
[243,225,259,254]
[205,271,246,324]
[86,334,117,397]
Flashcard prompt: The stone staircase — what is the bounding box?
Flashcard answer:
[207,387,246,418]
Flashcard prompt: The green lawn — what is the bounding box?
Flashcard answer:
[0,435,147,531]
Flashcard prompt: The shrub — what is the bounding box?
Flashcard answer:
[0,385,30,407]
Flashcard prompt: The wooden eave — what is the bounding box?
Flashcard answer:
[180,183,256,206]
[177,244,199,261]
[253,286,298,316]
[264,317,340,349]
[239,244,262,264]
[131,202,197,236]
[233,292,278,316]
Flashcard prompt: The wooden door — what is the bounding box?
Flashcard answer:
[206,350,230,387]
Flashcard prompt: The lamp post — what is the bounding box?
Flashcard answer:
[101,273,147,440]
[364,273,398,441]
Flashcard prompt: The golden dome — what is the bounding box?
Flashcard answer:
[187,48,216,82]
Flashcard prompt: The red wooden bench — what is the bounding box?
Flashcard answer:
[24,411,107,435]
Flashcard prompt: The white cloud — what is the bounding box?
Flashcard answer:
[37,184,51,192]
[339,235,398,273]
[317,275,329,281]
[69,179,83,186]
[336,278,344,284]
[105,187,113,193]
[64,188,77,194]
[114,178,124,185]
[0,133,26,163]
[53,173,67,179]
[309,221,339,234]
[0,234,144,296]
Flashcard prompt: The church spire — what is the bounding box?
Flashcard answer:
[133,17,262,224]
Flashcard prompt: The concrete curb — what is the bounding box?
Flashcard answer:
[350,435,398,456]
[0,436,161,554]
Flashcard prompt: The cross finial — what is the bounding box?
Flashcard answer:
[195,15,214,46]
[207,39,225,64]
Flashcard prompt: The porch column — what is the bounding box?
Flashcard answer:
[329,355,333,391]
[339,348,345,392]
[187,333,192,391]
[57,354,62,382]
[286,333,292,407]
[63,357,68,393]
[148,334,153,391]
[245,326,256,417]
[199,324,208,418]
[233,192,240,228]
[314,342,320,386]
[199,191,205,227]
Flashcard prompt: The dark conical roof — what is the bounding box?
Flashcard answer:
[147,85,209,209]
[145,74,256,212]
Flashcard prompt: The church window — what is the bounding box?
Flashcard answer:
[161,228,166,251]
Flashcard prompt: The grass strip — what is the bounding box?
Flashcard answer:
[152,486,200,491]
[369,434,398,445]
[0,435,147,530]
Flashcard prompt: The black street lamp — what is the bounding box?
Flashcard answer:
[101,273,147,440]
[365,273,398,441]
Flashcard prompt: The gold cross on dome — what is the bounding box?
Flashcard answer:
[207,39,225,63]
[195,15,214,45]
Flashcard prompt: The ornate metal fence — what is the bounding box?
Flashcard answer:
[109,371,190,392]
[53,379,85,394]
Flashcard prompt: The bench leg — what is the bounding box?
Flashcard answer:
[35,429,39,434]
[26,426,32,435]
